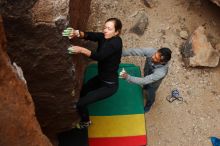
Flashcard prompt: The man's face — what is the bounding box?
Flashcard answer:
[152,51,164,64]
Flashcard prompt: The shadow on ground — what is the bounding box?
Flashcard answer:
[58,128,88,146]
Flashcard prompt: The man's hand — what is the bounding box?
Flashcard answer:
[121,72,128,79]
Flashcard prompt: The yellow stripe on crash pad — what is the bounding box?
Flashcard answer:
[88,114,146,138]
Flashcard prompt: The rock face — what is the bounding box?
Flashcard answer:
[0,16,52,146]
[32,0,69,25]
[1,0,91,138]
[210,0,220,6]
[180,26,219,67]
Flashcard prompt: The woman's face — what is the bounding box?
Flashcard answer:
[103,21,119,39]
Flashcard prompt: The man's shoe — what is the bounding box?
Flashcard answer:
[75,121,92,129]
[144,105,151,113]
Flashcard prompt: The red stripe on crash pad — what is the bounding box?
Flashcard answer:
[89,135,147,146]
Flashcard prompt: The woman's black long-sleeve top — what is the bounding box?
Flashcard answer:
[84,32,122,83]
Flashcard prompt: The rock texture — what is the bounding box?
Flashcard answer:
[0,15,52,146]
[2,0,91,139]
[32,0,69,25]
[180,26,219,67]
[210,0,220,6]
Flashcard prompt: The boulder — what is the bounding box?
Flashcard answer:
[32,0,69,25]
[180,26,219,67]
[0,15,52,146]
[2,0,91,138]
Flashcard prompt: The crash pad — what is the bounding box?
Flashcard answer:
[85,63,147,146]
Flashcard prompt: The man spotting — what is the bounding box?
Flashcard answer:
[121,48,172,112]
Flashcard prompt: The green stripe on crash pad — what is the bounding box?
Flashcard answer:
[84,64,141,83]
[84,64,144,116]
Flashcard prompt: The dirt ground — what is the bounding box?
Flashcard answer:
[85,0,220,145]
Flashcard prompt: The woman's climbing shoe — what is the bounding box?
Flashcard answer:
[75,121,92,129]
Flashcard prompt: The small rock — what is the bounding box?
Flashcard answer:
[179,31,188,40]
[129,12,148,36]
[140,0,158,8]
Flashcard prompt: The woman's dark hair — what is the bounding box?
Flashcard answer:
[158,47,172,63]
[105,18,122,34]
